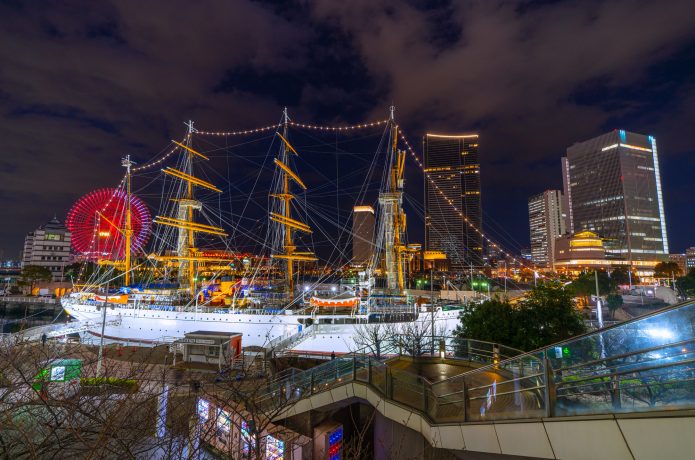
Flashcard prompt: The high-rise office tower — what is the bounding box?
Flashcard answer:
[563,130,668,262]
[423,133,482,271]
[528,190,566,268]
[352,205,375,266]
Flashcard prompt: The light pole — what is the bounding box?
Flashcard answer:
[594,270,604,328]
[595,270,606,358]
[430,267,435,356]
[503,261,507,295]
[96,280,109,377]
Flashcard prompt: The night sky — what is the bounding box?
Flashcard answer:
[2,0,695,261]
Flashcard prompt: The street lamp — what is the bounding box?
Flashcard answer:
[481,281,490,299]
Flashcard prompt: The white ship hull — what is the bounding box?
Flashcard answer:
[62,299,463,352]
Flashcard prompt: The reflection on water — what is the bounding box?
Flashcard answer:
[0,302,68,334]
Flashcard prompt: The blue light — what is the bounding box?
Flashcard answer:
[619,130,626,142]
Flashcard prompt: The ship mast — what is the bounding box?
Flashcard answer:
[378,107,415,292]
[270,108,317,295]
[153,121,227,294]
[121,155,134,286]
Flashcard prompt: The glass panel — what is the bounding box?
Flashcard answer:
[551,300,695,416]
[370,360,388,395]
[391,369,425,411]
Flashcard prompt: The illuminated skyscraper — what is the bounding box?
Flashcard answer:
[528,190,566,268]
[563,130,668,262]
[423,133,481,270]
[352,205,375,266]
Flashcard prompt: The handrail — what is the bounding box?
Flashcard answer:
[557,358,695,388]
[556,337,695,372]
[260,299,695,423]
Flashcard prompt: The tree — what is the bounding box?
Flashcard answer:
[610,267,639,287]
[63,262,83,281]
[605,293,624,319]
[455,283,587,351]
[352,323,393,359]
[390,319,445,357]
[454,299,517,349]
[569,270,615,305]
[0,333,308,459]
[676,268,695,298]
[653,261,682,279]
[19,265,52,293]
[515,281,587,350]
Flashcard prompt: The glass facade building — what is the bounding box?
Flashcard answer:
[563,130,668,262]
[423,133,482,270]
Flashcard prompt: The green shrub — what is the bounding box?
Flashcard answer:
[80,377,139,392]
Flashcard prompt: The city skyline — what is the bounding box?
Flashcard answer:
[2,1,695,260]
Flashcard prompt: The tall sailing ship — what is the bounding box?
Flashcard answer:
[61,110,465,352]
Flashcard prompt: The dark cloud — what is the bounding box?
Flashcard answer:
[1,0,694,259]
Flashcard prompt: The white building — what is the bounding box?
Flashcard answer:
[528,190,566,268]
[686,247,695,272]
[21,217,72,282]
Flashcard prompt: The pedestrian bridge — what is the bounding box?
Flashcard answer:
[260,300,695,459]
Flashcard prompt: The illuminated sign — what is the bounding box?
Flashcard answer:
[328,426,343,460]
[50,366,66,382]
[265,435,285,460]
[241,420,256,454]
[216,409,231,433]
[197,399,209,421]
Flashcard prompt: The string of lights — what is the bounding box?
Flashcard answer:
[288,120,389,131]
[131,134,192,172]
[132,147,178,172]
[194,124,280,136]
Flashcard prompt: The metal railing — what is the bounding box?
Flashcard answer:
[267,325,315,354]
[0,296,58,304]
[3,319,124,343]
[254,300,695,423]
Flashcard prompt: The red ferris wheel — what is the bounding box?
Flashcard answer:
[66,188,152,260]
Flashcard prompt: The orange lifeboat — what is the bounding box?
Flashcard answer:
[309,296,360,308]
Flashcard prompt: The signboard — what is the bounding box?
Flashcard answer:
[266,435,285,460]
[179,338,216,345]
[197,399,209,421]
[328,426,343,460]
[241,420,256,454]
[216,409,231,433]
[50,366,66,382]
